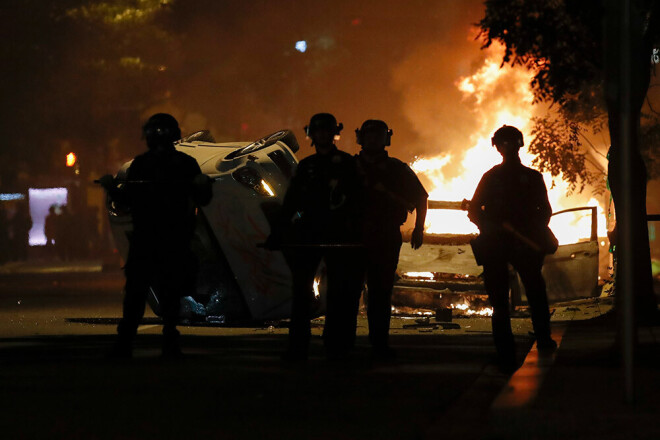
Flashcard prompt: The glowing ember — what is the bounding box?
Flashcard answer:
[411,42,607,245]
[402,271,435,281]
[453,303,493,317]
[391,306,434,316]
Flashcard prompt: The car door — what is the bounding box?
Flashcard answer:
[515,207,600,304]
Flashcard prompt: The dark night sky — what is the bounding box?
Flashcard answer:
[0,0,491,180]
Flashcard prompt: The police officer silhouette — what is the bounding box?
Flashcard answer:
[100,113,212,358]
[265,113,363,361]
[468,125,557,373]
[355,119,428,359]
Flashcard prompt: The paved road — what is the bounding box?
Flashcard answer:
[0,268,597,439]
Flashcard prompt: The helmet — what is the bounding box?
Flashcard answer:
[142,113,182,149]
[491,125,523,148]
[355,119,393,146]
[304,113,343,137]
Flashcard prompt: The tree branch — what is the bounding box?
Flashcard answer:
[584,155,607,175]
[579,131,608,159]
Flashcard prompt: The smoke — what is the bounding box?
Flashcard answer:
[148,0,492,159]
[391,28,486,158]
[158,0,536,165]
[4,0,595,173]
[391,25,551,171]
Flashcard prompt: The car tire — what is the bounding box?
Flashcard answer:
[224,130,300,160]
[253,130,300,153]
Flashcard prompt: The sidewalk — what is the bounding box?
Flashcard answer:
[493,313,660,439]
[426,310,660,439]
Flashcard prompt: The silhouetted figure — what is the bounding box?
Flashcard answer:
[85,206,101,257]
[9,203,32,261]
[44,205,58,253]
[265,113,363,361]
[56,205,74,261]
[468,125,557,374]
[100,113,212,358]
[355,120,428,359]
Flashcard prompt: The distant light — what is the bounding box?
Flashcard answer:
[28,188,68,246]
[295,40,307,53]
[66,152,77,167]
[0,193,25,201]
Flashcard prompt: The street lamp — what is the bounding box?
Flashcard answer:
[66,152,77,168]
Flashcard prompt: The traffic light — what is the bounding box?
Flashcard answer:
[66,152,77,167]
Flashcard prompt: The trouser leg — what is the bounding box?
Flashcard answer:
[513,254,552,341]
[117,264,150,344]
[483,259,516,360]
[323,249,364,354]
[287,251,322,354]
[157,283,181,343]
[342,249,365,349]
[366,238,401,349]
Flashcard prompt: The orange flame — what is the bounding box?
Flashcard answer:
[411,43,606,245]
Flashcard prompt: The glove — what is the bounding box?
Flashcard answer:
[411,226,424,250]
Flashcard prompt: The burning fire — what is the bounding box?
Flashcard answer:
[411,43,607,245]
[403,271,435,281]
[453,303,493,317]
[313,277,321,299]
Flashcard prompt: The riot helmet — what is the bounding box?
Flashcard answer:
[142,113,182,150]
[491,125,524,148]
[355,119,393,147]
[304,113,343,145]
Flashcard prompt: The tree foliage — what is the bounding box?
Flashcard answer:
[528,115,599,194]
[0,0,177,184]
[478,0,660,191]
[478,0,605,106]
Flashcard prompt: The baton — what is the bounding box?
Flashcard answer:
[427,199,470,211]
[501,223,543,253]
[94,177,218,185]
[257,242,363,249]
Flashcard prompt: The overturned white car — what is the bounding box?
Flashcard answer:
[107,130,324,323]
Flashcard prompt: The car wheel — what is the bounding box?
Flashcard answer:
[224,130,300,160]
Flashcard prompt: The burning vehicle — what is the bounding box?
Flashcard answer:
[107,129,327,323]
[395,201,603,316]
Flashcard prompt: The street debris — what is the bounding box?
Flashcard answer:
[180,296,206,318]
[402,322,461,330]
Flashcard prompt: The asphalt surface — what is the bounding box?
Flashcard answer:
[0,263,613,439]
